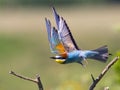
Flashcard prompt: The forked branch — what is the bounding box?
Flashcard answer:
[9,71,43,90]
[89,56,119,90]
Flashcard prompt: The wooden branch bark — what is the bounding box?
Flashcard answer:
[9,71,43,90]
[89,56,119,90]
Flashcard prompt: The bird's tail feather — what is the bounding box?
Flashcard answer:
[90,45,110,62]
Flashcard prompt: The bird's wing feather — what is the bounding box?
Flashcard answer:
[52,7,80,52]
[45,18,67,56]
[52,7,60,30]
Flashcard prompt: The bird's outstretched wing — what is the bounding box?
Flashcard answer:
[52,7,80,52]
[45,18,67,57]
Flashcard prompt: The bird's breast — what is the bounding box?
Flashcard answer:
[67,50,81,61]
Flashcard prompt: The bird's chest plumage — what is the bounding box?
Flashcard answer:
[65,50,81,63]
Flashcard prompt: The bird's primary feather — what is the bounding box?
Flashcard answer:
[52,7,80,52]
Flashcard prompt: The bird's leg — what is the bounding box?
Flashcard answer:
[77,61,86,68]
[77,57,88,67]
[83,58,88,65]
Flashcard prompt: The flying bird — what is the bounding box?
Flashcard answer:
[45,7,110,65]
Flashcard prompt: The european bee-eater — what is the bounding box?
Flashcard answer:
[45,7,110,65]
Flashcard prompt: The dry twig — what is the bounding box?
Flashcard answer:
[89,56,119,90]
[9,71,43,90]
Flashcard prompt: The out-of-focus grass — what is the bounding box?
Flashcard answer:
[0,5,120,90]
[0,35,28,59]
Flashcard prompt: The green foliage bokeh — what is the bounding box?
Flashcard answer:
[114,51,120,83]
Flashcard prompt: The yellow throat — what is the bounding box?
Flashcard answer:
[55,59,65,64]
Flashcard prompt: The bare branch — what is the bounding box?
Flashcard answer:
[89,56,119,90]
[36,74,44,90]
[9,71,37,83]
[9,71,43,90]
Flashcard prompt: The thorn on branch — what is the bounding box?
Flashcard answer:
[91,74,95,82]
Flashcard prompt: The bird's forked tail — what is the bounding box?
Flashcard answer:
[90,45,111,62]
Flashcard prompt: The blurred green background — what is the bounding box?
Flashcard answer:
[0,0,120,90]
